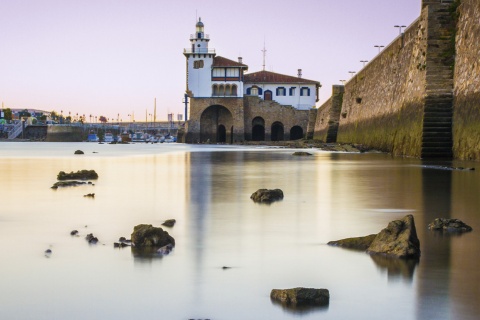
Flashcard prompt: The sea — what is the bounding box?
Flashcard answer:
[0,142,478,320]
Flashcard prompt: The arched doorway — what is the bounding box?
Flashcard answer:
[271,122,284,141]
[200,105,233,143]
[218,125,226,143]
[264,90,272,101]
[252,117,265,141]
[290,126,303,140]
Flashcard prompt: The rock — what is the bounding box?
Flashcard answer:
[70,230,79,236]
[57,170,98,180]
[292,151,313,156]
[327,234,377,251]
[131,224,175,248]
[74,150,84,155]
[428,218,473,233]
[250,189,284,203]
[366,215,420,259]
[114,242,129,248]
[161,219,176,227]
[51,181,88,189]
[270,287,329,307]
[83,193,95,198]
[85,233,99,244]
[45,249,52,254]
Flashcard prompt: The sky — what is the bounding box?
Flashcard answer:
[0,0,421,121]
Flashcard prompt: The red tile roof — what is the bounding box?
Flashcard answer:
[244,70,320,86]
[212,56,248,68]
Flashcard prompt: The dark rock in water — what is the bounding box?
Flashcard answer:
[367,215,420,259]
[428,218,473,233]
[250,189,284,203]
[222,266,231,270]
[292,151,313,156]
[57,170,98,181]
[161,219,176,227]
[119,237,127,242]
[74,150,84,155]
[70,230,79,236]
[131,224,175,248]
[45,249,52,254]
[270,287,329,307]
[51,181,88,189]
[114,242,129,248]
[85,233,99,244]
[83,193,95,198]
[327,234,377,251]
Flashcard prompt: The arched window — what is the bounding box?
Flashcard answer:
[225,84,231,96]
[231,85,237,96]
[212,84,218,96]
[219,84,225,96]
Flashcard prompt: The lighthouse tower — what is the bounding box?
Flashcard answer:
[184,18,215,98]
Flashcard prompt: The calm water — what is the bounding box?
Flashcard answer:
[0,142,479,320]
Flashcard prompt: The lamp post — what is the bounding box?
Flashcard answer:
[339,80,346,85]
[374,45,385,53]
[348,71,356,78]
[360,60,368,67]
[394,25,407,35]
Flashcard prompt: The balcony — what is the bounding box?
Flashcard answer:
[183,48,216,54]
[190,34,209,40]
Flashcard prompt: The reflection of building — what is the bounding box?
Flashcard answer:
[182,18,321,143]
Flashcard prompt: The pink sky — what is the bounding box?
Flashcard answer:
[0,0,421,121]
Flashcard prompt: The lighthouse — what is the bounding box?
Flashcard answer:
[184,18,216,98]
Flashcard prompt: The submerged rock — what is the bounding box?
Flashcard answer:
[57,170,98,181]
[70,230,79,236]
[367,215,420,259]
[327,234,377,251]
[85,233,99,244]
[161,219,176,227]
[270,287,329,307]
[83,193,95,198]
[329,215,421,259]
[292,151,313,156]
[250,189,284,203]
[428,218,472,233]
[131,224,175,248]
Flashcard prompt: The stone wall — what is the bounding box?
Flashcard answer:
[45,125,85,142]
[453,0,480,160]
[335,13,427,157]
[243,96,310,141]
[313,86,344,143]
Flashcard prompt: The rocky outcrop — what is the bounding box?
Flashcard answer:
[270,288,329,307]
[161,219,176,227]
[327,234,377,251]
[57,170,98,180]
[131,224,175,247]
[250,189,284,203]
[292,151,313,156]
[85,233,98,244]
[329,215,421,259]
[428,218,473,233]
[74,150,84,155]
[83,193,95,198]
[366,215,420,259]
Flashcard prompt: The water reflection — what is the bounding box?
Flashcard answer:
[370,254,418,281]
[270,299,329,315]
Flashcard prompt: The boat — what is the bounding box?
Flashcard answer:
[86,131,99,142]
[131,131,147,143]
[104,132,114,143]
[163,134,177,143]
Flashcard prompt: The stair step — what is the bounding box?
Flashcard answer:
[423,122,452,128]
[423,117,452,122]
[422,136,452,142]
[422,142,453,148]
[423,127,452,133]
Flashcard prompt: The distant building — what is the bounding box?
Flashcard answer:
[182,18,320,143]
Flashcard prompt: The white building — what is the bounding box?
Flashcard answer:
[184,18,320,110]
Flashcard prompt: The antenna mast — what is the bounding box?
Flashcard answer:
[262,39,267,71]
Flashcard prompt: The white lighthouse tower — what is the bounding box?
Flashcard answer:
[184,18,215,98]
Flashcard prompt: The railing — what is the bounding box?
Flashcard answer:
[8,121,23,139]
[183,48,216,54]
[190,34,209,40]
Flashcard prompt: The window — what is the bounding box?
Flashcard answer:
[218,84,225,96]
[289,87,296,96]
[231,85,237,96]
[225,85,231,96]
[251,87,259,95]
[300,87,310,96]
[212,84,219,96]
[212,68,224,77]
[276,87,286,96]
[193,60,204,69]
[226,68,239,77]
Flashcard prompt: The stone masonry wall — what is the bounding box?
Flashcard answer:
[312,97,332,141]
[335,13,427,157]
[453,0,480,160]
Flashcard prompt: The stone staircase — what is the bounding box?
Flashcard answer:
[421,2,455,158]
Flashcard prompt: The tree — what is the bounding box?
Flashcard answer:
[50,111,59,121]
[19,109,31,118]
[99,116,107,124]
[3,108,12,120]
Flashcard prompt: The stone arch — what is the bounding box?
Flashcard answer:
[200,105,233,143]
[271,121,284,141]
[212,84,219,96]
[252,117,265,141]
[231,84,237,96]
[290,126,303,140]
